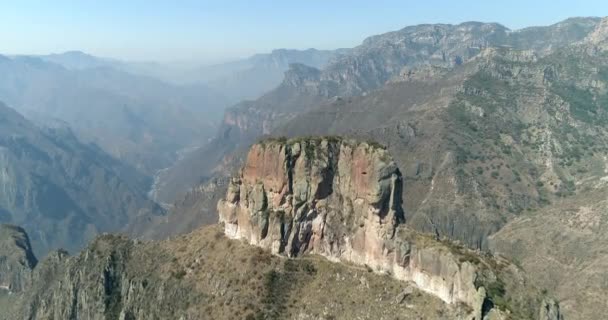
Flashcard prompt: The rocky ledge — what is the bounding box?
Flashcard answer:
[218,137,562,319]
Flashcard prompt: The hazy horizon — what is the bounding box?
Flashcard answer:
[1,0,607,65]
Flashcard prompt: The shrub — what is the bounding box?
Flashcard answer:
[172,269,187,280]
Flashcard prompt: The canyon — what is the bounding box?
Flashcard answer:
[4,15,608,319]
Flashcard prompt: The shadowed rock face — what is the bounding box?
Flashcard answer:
[217,137,560,319]
[0,224,37,293]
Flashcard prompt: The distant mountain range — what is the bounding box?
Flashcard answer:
[35,48,350,103]
[196,48,350,101]
[0,54,228,174]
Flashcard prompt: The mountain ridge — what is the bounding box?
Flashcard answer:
[154,17,603,207]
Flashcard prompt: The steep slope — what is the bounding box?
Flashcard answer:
[489,187,608,320]
[0,102,163,256]
[156,17,601,206]
[265,17,608,249]
[0,224,37,314]
[0,55,228,173]
[482,18,608,320]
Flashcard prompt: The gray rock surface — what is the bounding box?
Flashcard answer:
[0,224,36,293]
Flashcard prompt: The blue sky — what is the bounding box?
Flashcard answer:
[0,0,606,63]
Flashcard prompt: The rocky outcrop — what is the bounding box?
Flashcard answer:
[218,137,557,318]
[540,299,563,320]
[0,224,37,293]
[218,138,401,258]
[584,17,608,49]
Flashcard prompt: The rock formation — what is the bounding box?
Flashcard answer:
[0,224,37,293]
[218,137,558,319]
[218,137,402,257]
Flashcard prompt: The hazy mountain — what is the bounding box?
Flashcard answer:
[0,102,163,256]
[0,55,229,174]
[37,50,123,70]
[152,63,330,203]
[37,51,193,86]
[200,48,350,102]
[39,48,348,104]
[12,48,350,175]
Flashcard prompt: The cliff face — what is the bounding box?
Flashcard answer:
[218,138,402,260]
[217,138,478,306]
[218,138,559,319]
[0,224,37,293]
